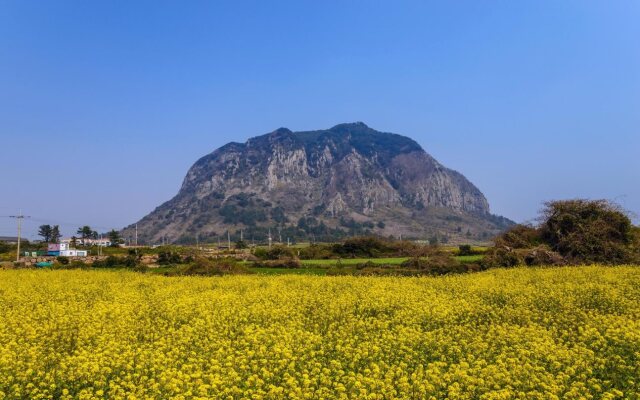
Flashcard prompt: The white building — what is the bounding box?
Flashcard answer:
[61,238,112,247]
[60,249,88,257]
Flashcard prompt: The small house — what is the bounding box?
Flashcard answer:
[47,243,87,257]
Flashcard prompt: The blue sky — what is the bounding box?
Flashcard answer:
[1,1,639,239]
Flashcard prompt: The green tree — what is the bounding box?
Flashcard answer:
[107,230,121,247]
[50,225,61,244]
[76,226,93,246]
[38,225,52,242]
[70,236,78,248]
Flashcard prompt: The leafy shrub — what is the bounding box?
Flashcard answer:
[539,199,635,264]
[458,244,473,256]
[56,256,70,265]
[485,199,638,267]
[298,244,334,260]
[494,225,542,249]
[522,246,565,266]
[401,253,466,275]
[123,255,140,268]
[253,257,301,269]
[93,256,122,268]
[483,245,565,268]
[69,260,88,269]
[157,251,182,265]
[332,236,392,258]
[254,245,295,260]
[482,247,523,268]
[0,241,12,254]
[177,257,251,276]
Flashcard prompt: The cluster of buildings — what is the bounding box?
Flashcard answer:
[23,243,89,258]
[60,237,112,247]
[46,243,88,257]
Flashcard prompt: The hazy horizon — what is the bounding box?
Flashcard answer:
[2,1,639,240]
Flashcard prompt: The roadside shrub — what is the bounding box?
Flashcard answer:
[56,256,70,265]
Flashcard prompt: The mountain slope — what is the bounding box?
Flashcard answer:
[123,123,512,244]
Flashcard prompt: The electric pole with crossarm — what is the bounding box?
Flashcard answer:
[9,210,30,262]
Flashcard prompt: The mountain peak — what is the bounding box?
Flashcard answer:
[271,127,293,135]
[330,121,370,130]
[124,124,513,244]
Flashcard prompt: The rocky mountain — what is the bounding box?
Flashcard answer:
[123,123,513,244]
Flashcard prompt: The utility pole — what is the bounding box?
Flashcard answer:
[135,224,138,247]
[227,230,231,250]
[268,228,272,250]
[240,229,243,242]
[9,210,30,262]
[287,237,290,247]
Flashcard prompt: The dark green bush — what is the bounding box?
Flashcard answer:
[56,256,69,265]
[332,236,392,258]
[157,251,182,265]
[93,256,121,268]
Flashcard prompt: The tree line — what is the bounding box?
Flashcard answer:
[37,224,123,247]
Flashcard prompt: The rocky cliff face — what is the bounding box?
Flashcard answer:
[123,123,512,244]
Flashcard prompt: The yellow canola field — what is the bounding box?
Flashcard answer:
[0,266,639,400]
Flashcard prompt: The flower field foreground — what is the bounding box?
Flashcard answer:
[0,267,639,399]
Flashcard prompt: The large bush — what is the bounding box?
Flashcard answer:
[540,199,635,264]
[485,199,638,267]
